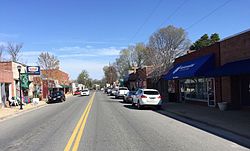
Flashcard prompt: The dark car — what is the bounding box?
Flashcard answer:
[123,91,136,103]
[48,91,65,103]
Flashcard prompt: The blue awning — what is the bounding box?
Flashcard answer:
[207,58,250,77]
[164,54,215,80]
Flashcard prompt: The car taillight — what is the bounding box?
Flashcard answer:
[158,96,161,99]
[141,95,147,98]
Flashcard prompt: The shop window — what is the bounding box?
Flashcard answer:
[180,78,208,102]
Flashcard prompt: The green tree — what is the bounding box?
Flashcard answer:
[77,70,89,85]
[190,33,220,50]
[210,33,220,44]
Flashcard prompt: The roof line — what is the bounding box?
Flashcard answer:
[220,28,250,42]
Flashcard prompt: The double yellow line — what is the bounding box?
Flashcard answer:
[64,92,96,151]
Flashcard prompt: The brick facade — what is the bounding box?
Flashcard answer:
[0,62,13,83]
[171,30,250,107]
[174,43,222,103]
[41,69,70,85]
[220,30,250,106]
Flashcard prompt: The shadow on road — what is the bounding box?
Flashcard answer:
[153,108,250,149]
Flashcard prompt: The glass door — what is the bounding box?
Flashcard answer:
[207,78,216,107]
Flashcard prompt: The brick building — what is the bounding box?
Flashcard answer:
[33,69,70,99]
[0,61,34,107]
[164,29,250,108]
[125,66,154,90]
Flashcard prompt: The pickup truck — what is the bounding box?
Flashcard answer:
[115,87,129,99]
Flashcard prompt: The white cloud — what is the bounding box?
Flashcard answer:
[0,33,19,38]
[15,47,118,80]
[60,59,108,80]
[54,46,122,58]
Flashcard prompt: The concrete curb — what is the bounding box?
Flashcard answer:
[0,103,47,122]
[157,109,250,148]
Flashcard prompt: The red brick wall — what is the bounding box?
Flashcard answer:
[0,62,14,97]
[220,31,250,65]
[0,69,12,83]
[175,42,221,67]
[220,30,250,104]
[41,69,70,85]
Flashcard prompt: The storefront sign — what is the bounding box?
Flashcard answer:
[173,64,195,74]
[27,66,40,75]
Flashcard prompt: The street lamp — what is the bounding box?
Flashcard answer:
[17,65,23,110]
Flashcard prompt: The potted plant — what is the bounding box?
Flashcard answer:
[218,101,228,111]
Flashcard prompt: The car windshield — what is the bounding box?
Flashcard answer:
[129,91,136,95]
[119,87,128,90]
[144,91,159,95]
[52,91,62,96]
[83,90,88,92]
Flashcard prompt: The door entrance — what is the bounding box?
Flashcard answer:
[241,75,250,106]
[207,78,216,107]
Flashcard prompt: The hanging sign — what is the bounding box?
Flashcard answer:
[27,66,40,75]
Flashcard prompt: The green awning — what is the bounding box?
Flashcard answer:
[60,85,71,88]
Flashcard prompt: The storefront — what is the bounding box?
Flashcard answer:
[165,54,217,107]
[164,29,250,108]
[208,58,250,107]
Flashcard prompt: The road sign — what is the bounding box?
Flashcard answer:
[27,66,40,75]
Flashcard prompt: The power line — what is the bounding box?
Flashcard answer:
[129,0,163,44]
[185,0,232,30]
[158,0,189,29]
[142,0,189,43]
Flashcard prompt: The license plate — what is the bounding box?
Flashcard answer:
[149,97,155,99]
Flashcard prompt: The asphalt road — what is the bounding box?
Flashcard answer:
[0,91,249,151]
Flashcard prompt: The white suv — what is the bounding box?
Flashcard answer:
[81,89,90,96]
[132,89,162,109]
[115,87,129,99]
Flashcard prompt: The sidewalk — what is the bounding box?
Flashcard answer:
[0,101,47,121]
[159,102,250,144]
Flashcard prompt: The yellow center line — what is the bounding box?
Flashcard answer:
[72,96,94,151]
[64,92,96,151]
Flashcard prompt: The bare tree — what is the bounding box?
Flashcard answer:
[147,25,190,80]
[113,43,150,78]
[103,65,118,85]
[37,52,60,70]
[0,44,4,61]
[7,42,23,62]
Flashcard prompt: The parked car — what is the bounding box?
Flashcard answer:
[132,89,162,109]
[115,87,129,99]
[81,89,90,96]
[110,88,118,96]
[48,91,65,103]
[123,91,136,103]
[73,90,81,95]
[107,88,112,94]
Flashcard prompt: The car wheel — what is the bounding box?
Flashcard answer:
[132,99,135,107]
[137,100,142,110]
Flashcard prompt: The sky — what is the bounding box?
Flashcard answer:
[0,0,250,80]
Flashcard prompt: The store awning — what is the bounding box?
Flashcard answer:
[60,84,71,88]
[207,58,250,77]
[164,54,215,80]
